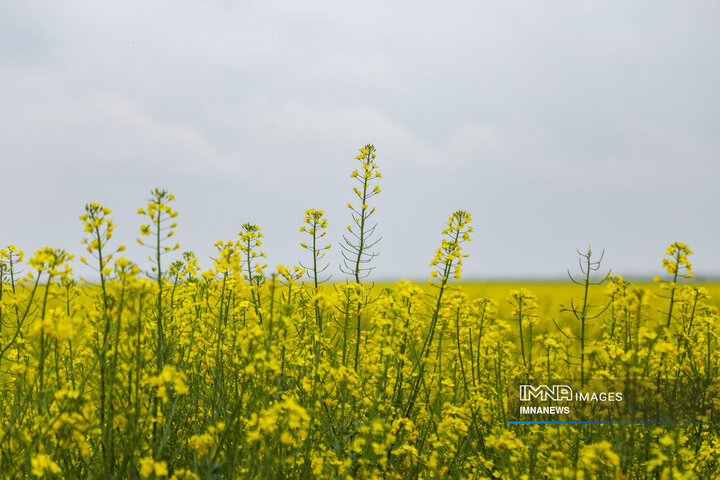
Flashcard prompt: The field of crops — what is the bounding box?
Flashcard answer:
[2,146,720,479]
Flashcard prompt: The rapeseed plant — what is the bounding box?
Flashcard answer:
[1,149,719,479]
[341,144,381,282]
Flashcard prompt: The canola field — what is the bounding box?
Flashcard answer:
[2,146,720,479]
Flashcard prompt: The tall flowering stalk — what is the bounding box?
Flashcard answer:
[557,248,609,387]
[0,246,24,364]
[403,210,472,417]
[300,209,330,330]
[79,203,123,471]
[340,145,382,372]
[238,223,267,324]
[27,247,73,404]
[137,188,179,451]
[137,189,179,370]
[651,242,695,387]
[507,289,539,379]
[341,144,381,282]
[654,242,694,329]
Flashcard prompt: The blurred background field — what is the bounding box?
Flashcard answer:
[456,280,720,311]
[380,280,720,310]
[373,279,720,337]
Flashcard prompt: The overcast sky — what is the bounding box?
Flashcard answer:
[2,1,719,281]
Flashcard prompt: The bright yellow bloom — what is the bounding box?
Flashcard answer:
[31,454,61,477]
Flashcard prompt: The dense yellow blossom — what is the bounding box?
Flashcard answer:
[2,174,719,480]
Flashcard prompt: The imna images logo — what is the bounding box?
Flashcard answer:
[510,380,715,423]
[518,384,623,402]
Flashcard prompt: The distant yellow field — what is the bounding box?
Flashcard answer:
[381,279,720,326]
[456,280,720,311]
